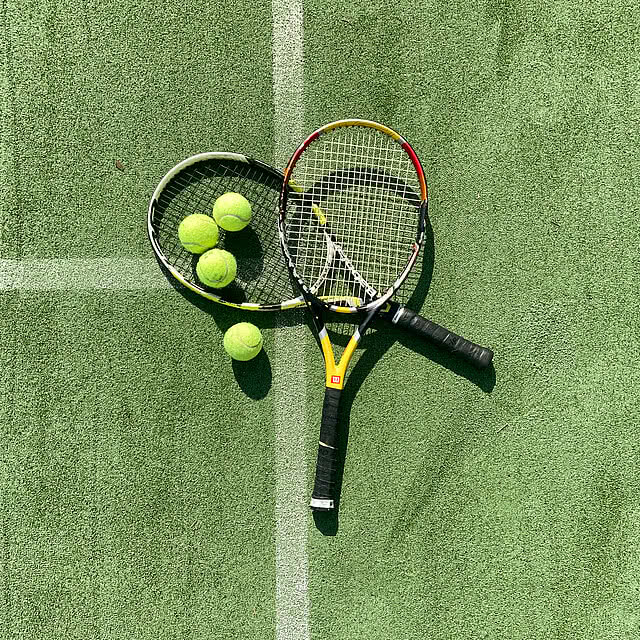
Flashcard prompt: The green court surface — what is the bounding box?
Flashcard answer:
[2,1,639,639]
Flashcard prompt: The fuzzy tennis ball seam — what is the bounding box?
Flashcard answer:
[196,248,237,288]
[212,192,252,232]
[177,213,219,254]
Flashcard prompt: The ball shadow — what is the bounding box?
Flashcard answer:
[230,349,272,400]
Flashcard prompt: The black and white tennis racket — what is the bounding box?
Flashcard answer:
[148,151,493,367]
[279,119,443,510]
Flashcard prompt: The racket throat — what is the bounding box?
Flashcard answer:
[319,328,361,389]
[320,304,379,389]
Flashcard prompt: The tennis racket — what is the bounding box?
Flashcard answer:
[279,119,436,510]
[148,152,493,366]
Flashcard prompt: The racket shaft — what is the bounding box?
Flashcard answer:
[310,387,342,510]
[391,304,493,368]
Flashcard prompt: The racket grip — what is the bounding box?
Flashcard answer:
[391,306,494,369]
[310,387,342,511]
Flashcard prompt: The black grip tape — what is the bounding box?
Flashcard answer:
[310,386,342,511]
[394,307,494,369]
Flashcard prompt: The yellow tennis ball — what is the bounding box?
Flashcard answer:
[212,192,252,231]
[196,248,237,288]
[177,214,219,254]
[223,322,263,361]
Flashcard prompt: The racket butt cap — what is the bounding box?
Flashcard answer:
[310,497,335,511]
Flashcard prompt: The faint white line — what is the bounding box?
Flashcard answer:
[0,258,169,291]
[272,1,310,640]
[0,8,15,255]
[272,6,305,165]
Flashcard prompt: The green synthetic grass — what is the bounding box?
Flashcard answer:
[2,0,639,638]
[305,4,639,636]
[3,293,277,638]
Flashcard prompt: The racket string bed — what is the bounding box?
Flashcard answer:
[150,154,298,308]
[285,126,422,305]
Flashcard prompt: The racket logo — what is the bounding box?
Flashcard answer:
[331,375,341,384]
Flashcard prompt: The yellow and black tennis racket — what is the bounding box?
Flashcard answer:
[148,151,493,368]
[279,120,434,510]
[148,153,300,311]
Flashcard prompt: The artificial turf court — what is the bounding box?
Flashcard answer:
[2,1,639,638]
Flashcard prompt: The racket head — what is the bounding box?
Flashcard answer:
[148,152,302,310]
[278,120,428,313]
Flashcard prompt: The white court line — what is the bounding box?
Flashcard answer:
[271,2,311,640]
[0,258,169,291]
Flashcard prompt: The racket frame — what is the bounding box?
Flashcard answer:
[279,119,428,315]
[278,119,429,509]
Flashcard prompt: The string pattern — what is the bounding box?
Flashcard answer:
[284,125,423,305]
[152,157,297,307]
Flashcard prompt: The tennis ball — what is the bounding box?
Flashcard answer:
[223,322,263,361]
[212,192,252,231]
[178,214,219,254]
[196,248,237,288]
